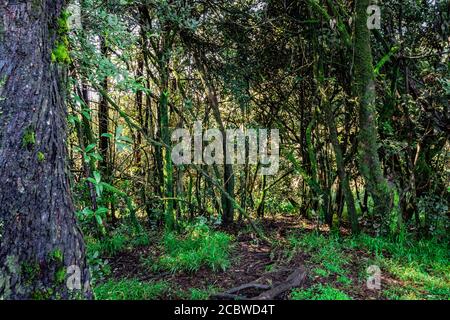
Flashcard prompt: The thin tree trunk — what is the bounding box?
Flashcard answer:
[98,36,110,178]
[323,100,359,233]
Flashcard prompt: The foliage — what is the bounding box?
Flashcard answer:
[287,232,350,277]
[4,0,448,300]
[356,234,450,299]
[86,248,111,286]
[94,279,169,300]
[86,224,150,257]
[179,287,219,300]
[417,195,449,238]
[286,231,449,300]
[291,284,352,300]
[151,219,233,273]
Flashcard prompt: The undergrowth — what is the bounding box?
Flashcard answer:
[145,218,233,273]
[94,279,169,300]
[291,284,352,300]
[285,231,449,300]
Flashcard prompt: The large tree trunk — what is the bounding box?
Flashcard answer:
[0,1,91,299]
[354,0,392,232]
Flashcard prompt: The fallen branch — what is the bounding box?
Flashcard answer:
[210,293,247,300]
[251,267,307,300]
[225,283,271,295]
[210,283,271,300]
[210,267,306,300]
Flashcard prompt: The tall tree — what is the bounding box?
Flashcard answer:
[354,0,392,232]
[0,0,91,299]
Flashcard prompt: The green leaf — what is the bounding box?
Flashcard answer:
[101,133,114,139]
[95,214,103,226]
[85,143,96,153]
[90,152,104,161]
[68,115,80,125]
[374,45,399,76]
[93,171,101,184]
[95,207,108,217]
[81,110,92,120]
[118,136,133,143]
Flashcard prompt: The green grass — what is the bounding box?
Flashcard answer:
[150,220,233,273]
[178,286,219,300]
[85,225,151,285]
[86,225,151,257]
[287,232,350,278]
[86,234,127,257]
[354,234,449,299]
[291,284,352,300]
[286,231,450,300]
[94,279,169,300]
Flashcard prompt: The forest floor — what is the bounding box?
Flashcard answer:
[89,215,449,300]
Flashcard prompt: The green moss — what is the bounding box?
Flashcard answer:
[57,10,71,35]
[55,268,66,284]
[21,261,40,285]
[49,248,63,264]
[51,10,71,64]
[37,151,45,162]
[51,42,71,64]
[32,288,54,300]
[22,127,36,149]
[0,75,6,88]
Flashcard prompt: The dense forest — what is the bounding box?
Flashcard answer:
[0,0,448,301]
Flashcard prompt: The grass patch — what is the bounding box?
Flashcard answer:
[287,232,350,277]
[86,225,151,257]
[291,284,352,300]
[355,234,449,299]
[177,286,219,300]
[94,279,169,300]
[150,219,233,273]
[285,230,449,300]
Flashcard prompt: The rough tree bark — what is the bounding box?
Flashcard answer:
[0,0,91,299]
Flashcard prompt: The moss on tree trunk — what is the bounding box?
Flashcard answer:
[354,0,392,233]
